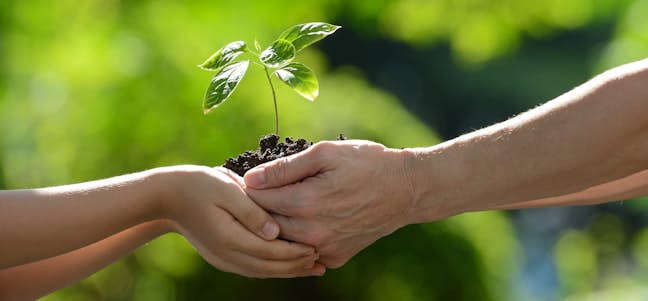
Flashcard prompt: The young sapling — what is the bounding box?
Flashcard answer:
[197,22,342,176]
[198,22,340,135]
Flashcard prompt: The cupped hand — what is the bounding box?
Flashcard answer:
[242,140,417,268]
[156,165,325,278]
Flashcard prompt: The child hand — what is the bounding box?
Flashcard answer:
[155,165,325,278]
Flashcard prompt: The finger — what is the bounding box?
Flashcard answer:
[216,167,246,187]
[271,214,324,246]
[317,233,378,269]
[244,142,330,189]
[218,180,280,240]
[225,249,324,278]
[224,214,317,260]
[192,211,326,277]
[245,184,309,216]
[202,250,322,278]
[312,263,327,276]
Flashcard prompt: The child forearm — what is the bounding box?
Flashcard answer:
[0,169,165,268]
[0,220,172,301]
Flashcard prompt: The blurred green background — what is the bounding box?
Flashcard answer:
[1,0,648,300]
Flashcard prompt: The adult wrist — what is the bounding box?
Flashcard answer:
[400,144,471,224]
[397,147,426,225]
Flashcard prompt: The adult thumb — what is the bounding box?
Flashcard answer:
[244,145,326,189]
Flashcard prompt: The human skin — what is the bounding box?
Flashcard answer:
[493,170,648,210]
[243,58,648,268]
[0,166,324,299]
[0,220,171,300]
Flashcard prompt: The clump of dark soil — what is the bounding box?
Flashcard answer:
[223,134,347,176]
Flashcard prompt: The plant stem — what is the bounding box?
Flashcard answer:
[263,65,279,135]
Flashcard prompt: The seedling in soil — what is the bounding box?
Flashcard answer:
[198,22,340,135]
[197,22,342,176]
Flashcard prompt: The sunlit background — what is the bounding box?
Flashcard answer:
[1,0,648,300]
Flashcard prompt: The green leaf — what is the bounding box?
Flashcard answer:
[278,22,341,52]
[203,60,249,114]
[198,41,246,71]
[274,62,319,101]
[259,39,295,68]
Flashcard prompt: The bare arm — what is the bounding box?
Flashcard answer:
[0,220,171,301]
[0,170,161,268]
[407,58,648,220]
[0,166,322,280]
[241,58,648,268]
[494,169,648,210]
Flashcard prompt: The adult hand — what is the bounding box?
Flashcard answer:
[156,165,324,278]
[243,140,421,268]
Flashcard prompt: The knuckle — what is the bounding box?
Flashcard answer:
[242,207,266,228]
[267,159,286,180]
[310,141,335,158]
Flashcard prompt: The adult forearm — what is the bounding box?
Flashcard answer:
[0,169,167,268]
[0,220,172,301]
[405,59,648,222]
[493,169,648,210]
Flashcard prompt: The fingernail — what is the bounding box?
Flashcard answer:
[313,266,326,276]
[245,168,266,188]
[261,221,279,240]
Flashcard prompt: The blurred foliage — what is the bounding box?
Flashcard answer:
[340,0,634,66]
[0,0,647,300]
